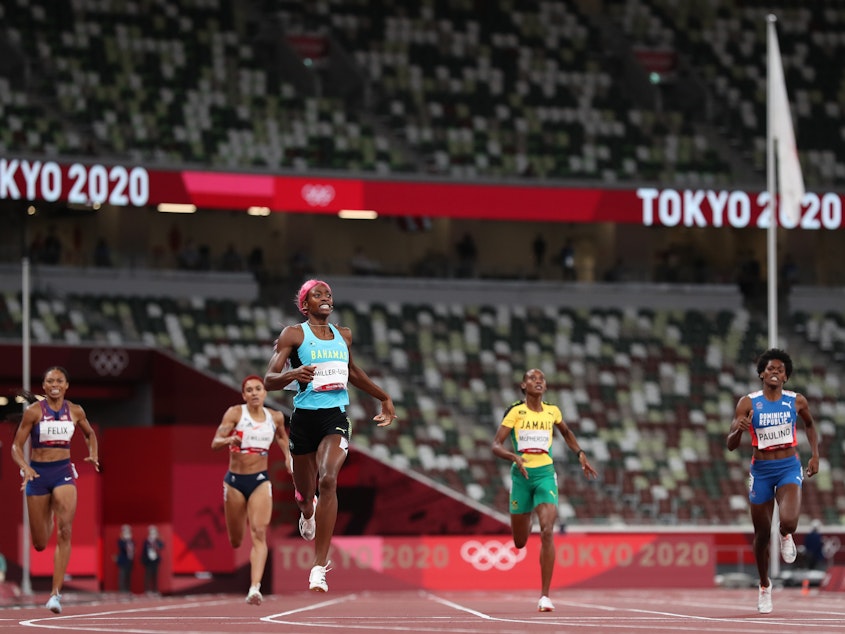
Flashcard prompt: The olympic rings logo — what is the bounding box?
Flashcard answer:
[823,536,841,559]
[301,184,336,207]
[460,539,526,571]
[88,348,129,376]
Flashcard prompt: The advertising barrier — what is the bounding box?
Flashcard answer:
[271,532,715,591]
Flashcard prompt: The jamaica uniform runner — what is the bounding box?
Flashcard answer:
[501,399,561,513]
[492,368,597,613]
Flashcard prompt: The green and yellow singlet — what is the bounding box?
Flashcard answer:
[500,400,561,469]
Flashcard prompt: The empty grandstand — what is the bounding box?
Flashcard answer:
[0,0,843,597]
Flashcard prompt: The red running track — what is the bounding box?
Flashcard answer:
[2,588,844,633]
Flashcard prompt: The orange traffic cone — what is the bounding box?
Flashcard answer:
[801,578,810,595]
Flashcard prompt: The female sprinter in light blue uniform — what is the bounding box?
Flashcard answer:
[212,375,291,605]
[727,348,819,614]
[265,279,396,593]
[11,366,100,614]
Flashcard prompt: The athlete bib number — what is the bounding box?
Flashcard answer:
[39,420,74,445]
[516,429,551,454]
[756,422,795,449]
[312,361,349,392]
[240,428,274,452]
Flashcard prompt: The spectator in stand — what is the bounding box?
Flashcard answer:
[736,250,763,310]
[779,253,799,297]
[726,348,819,614]
[455,233,478,277]
[602,257,626,282]
[93,238,113,267]
[28,231,44,263]
[532,233,547,269]
[289,249,315,281]
[116,524,135,593]
[455,233,477,278]
[558,241,576,281]
[248,246,266,283]
[803,519,826,570]
[177,240,200,270]
[197,244,212,271]
[220,244,244,271]
[349,246,382,275]
[412,249,449,278]
[41,226,62,265]
[141,525,165,594]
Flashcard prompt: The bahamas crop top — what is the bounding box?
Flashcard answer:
[291,322,350,410]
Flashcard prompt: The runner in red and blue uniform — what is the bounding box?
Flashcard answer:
[11,366,99,615]
[727,348,820,614]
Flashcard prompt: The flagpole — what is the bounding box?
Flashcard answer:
[765,12,783,584]
[766,14,779,351]
[21,207,33,596]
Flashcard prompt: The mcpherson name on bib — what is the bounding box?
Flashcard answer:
[516,429,552,454]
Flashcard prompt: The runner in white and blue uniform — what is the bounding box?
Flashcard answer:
[727,348,820,614]
[264,279,396,593]
[212,375,291,606]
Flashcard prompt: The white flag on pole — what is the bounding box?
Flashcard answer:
[767,16,805,227]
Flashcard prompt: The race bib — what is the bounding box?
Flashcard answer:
[240,428,274,452]
[312,361,349,392]
[516,428,551,454]
[756,422,794,449]
[39,420,74,445]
